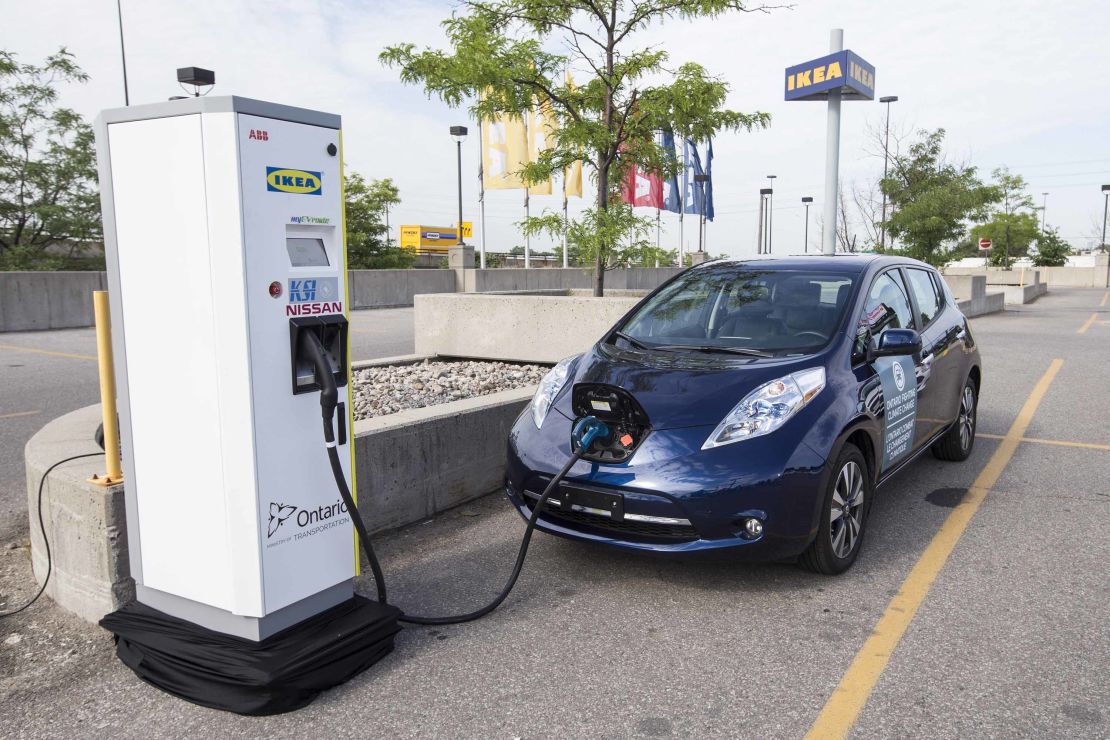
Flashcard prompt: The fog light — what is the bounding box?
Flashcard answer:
[743,518,763,538]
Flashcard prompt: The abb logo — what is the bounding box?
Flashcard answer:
[248,129,269,141]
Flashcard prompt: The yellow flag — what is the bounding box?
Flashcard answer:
[482,114,528,190]
[527,104,555,195]
[563,70,583,198]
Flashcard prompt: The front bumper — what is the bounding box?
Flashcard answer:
[505,410,830,558]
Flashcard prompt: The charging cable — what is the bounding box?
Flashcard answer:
[1,451,105,619]
[298,331,608,625]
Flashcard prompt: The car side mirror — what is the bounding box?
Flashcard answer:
[869,328,922,360]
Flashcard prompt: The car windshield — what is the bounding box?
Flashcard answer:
[617,265,856,356]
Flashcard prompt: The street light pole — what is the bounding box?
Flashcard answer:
[1041,192,1048,235]
[449,126,468,246]
[116,0,130,105]
[1101,185,1110,249]
[802,196,813,253]
[878,95,898,249]
[766,174,777,253]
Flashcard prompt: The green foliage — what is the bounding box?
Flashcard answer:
[880,129,1000,267]
[0,49,102,270]
[381,0,771,293]
[522,201,671,269]
[1032,227,1070,267]
[345,172,411,269]
[973,167,1038,268]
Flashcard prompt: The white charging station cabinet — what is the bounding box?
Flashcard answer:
[96,97,357,640]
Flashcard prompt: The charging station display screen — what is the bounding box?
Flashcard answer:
[286,238,330,267]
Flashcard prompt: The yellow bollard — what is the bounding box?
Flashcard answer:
[90,290,123,486]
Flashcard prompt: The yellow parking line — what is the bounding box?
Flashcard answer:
[1077,313,1097,334]
[805,358,1064,740]
[0,343,96,361]
[0,409,40,420]
[979,433,1110,451]
[1101,291,1108,307]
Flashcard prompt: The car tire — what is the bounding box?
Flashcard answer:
[931,376,977,462]
[798,443,872,575]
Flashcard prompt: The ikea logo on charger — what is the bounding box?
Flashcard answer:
[266,167,322,195]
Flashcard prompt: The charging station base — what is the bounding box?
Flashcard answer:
[100,596,401,715]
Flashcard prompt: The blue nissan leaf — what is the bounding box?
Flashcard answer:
[505,255,981,574]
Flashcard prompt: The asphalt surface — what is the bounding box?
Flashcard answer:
[1,290,1108,738]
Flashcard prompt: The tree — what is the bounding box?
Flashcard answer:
[1032,227,1070,267]
[345,173,411,269]
[880,129,999,266]
[527,200,673,268]
[972,167,1038,268]
[0,49,101,270]
[381,1,771,295]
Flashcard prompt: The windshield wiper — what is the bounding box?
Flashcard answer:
[611,330,653,351]
[653,344,772,358]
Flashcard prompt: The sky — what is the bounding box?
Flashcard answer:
[8,0,1110,258]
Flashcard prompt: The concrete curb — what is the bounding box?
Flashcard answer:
[23,404,133,623]
[26,386,535,623]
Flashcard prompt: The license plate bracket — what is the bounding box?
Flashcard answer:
[560,486,625,521]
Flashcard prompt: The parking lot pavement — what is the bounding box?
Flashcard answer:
[1,289,1107,737]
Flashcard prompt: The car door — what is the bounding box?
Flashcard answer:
[902,266,958,439]
[853,268,935,464]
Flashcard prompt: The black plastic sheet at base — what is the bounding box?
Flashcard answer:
[99,595,402,715]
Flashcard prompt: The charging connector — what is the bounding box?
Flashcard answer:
[296,330,606,625]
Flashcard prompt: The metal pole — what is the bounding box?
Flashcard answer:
[116,0,130,105]
[655,208,661,266]
[1101,191,1108,249]
[822,29,844,255]
[562,190,569,268]
[757,192,765,255]
[804,203,810,253]
[479,120,487,269]
[384,204,390,248]
[456,140,464,245]
[90,291,123,485]
[766,175,776,253]
[879,97,897,249]
[1041,192,1048,234]
[524,191,530,269]
[678,143,686,266]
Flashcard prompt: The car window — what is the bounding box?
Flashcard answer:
[905,268,943,327]
[618,266,856,356]
[853,270,914,361]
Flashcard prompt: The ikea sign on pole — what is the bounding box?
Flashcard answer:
[784,50,875,101]
[785,30,877,255]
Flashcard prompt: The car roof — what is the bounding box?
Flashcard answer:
[694,254,929,275]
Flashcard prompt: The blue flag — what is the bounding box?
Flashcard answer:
[661,131,681,213]
[683,138,714,221]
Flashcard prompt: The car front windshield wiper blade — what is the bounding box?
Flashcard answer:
[611,330,653,351]
[652,344,773,358]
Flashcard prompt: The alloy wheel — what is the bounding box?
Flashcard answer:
[958,385,976,451]
[829,460,865,559]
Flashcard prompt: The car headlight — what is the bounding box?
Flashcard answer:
[702,367,826,449]
[531,356,576,429]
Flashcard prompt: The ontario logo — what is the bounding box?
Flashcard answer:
[266,166,322,195]
[265,500,350,545]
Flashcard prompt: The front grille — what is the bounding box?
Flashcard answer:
[525,497,699,542]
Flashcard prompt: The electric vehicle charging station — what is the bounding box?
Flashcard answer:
[96,96,358,640]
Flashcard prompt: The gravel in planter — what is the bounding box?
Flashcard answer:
[352,359,549,420]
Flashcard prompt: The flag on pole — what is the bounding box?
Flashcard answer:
[623,163,663,208]
[683,138,714,220]
[527,103,555,195]
[661,131,681,213]
[481,112,528,190]
[563,71,583,198]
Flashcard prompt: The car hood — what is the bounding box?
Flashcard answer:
[555,343,827,430]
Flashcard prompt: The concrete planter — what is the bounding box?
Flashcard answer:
[26,387,534,623]
[416,292,640,364]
